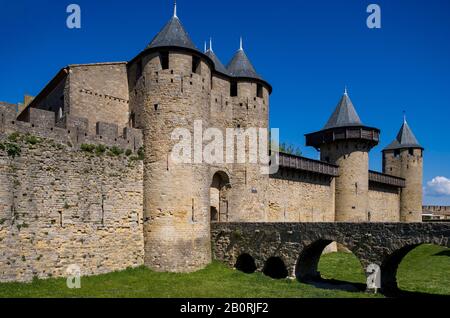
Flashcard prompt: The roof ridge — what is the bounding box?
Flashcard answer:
[226,48,262,80]
[384,119,422,151]
[147,15,199,51]
[323,92,363,129]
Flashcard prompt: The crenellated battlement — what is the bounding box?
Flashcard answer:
[0,107,143,153]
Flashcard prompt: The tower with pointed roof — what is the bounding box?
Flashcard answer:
[383,118,423,222]
[128,1,214,273]
[126,2,271,272]
[305,90,380,222]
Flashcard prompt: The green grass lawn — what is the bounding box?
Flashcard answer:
[0,244,448,298]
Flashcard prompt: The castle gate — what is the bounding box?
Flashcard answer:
[211,222,450,293]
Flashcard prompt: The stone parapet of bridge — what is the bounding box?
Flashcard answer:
[211,222,450,294]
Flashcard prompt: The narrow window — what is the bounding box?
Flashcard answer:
[136,59,143,80]
[191,198,195,222]
[394,149,400,157]
[192,56,201,74]
[230,81,238,97]
[130,112,136,128]
[257,83,263,98]
[408,149,414,156]
[160,52,169,70]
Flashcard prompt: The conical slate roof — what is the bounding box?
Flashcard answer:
[147,16,199,51]
[205,49,229,75]
[227,49,262,80]
[323,92,362,129]
[384,120,422,150]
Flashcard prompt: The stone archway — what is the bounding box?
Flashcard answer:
[235,253,257,274]
[380,243,450,295]
[263,257,288,279]
[210,171,231,222]
[295,239,366,291]
[295,239,334,282]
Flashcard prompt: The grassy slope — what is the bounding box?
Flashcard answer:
[0,244,448,298]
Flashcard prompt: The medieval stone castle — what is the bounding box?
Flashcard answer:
[0,4,424,282]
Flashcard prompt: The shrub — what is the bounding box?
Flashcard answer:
[8,132,20,142]
[109,146,124,156]
[80,144,96,153]
[231,230,243,241]
[125,149,132,157]
[137,147,145,160]
[25,135,41,145]
[5,143,21,158]
[95,144,107,155]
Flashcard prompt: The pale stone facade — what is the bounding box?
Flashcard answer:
[0,5,424,282]
[0,135,144,282]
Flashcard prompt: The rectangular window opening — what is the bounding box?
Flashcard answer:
[230,82,238,97]
[160,52,169,70]
[257,83,263,98]
[192,56,201,75]
[136,60,143,80]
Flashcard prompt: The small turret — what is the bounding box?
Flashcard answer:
[205,38,229,75]
[226,37,264,81]
[147,1,199,51]
[306,89,380,222]
[383,117,423,222]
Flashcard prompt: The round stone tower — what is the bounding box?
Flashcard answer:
[382,118,423,222]
[128,5,214,272]
[225,38,272,221]
[305,90,380,222]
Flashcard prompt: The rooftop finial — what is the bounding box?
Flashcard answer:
[173,0,177,18]
[403,110,407,124]
[344,86,348,96]
[210,37,213,52]
[204,41,207,53]
[239,36,243,51]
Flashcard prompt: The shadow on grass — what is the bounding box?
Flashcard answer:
[301,278,450,298]
[382,288,450,298]
[300,277,366,293]
[433,250,450,257]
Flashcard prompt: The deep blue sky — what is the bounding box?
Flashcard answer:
[1,0,450,204]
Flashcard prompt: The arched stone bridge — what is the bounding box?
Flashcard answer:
[211,222,450,294]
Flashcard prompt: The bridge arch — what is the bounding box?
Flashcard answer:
[295,239,365,284]
[263,257,289,279]
[380,241,450,294]
[235,253,257,274]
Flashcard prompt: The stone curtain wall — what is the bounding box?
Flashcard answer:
[0,135,144,282]
[268,172,335,222]
[368,183,401,222]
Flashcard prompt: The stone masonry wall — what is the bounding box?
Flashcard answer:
[320,141,371,222]
[268,170,335,222]
[0,133,144,283]
[368,183,401,222]
[68,63,130,134]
